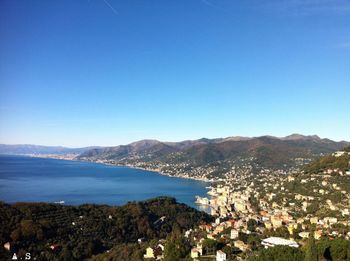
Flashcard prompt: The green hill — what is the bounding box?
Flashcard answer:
[0,197,212,261]
[303,146,350,174]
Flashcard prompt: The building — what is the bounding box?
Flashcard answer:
[216,250,227,261]
[144,245,163,259]
[226,220,236,227]
[262,237,299,248]
[191,248,200,259]
[310,217,318,224]
[264,221,272,229]
[271,217,283,228]
[3,242,10,251]
[144,247,155,259]
[231,229,239,239]
[214,225,225,234]
[234,240,249,252]
[314,230,323,240]
[298,232,310,239]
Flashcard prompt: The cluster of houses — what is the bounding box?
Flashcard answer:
[143,150,350,260]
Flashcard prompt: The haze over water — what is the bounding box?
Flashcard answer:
[0,155,209,211]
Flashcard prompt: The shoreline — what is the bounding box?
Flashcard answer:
[13,153,213,183]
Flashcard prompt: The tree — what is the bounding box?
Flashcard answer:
[329,238,350,261]
[163,232,189,261]
[247,234,261,250]
[202,239,219,255]
[305,231,317,261]
[247,219,258,232]
[247,245,304,261]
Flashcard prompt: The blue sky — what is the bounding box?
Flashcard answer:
[0,0,349,147]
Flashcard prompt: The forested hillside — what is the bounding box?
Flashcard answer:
[0,197,212,261]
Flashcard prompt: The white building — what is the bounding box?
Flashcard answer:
[191,248,200,259]
[230,229,239,239]
[216,250,226,261]
[262,237,299,248]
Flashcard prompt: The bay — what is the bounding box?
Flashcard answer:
[0,155,209,211]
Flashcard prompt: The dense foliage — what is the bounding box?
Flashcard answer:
[0,197,212,261]
[304,151,350,174]
[247,238,350,261]
[247,245,305,261]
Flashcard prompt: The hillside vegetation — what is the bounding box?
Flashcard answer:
[304,146,350,174]
[0,197,212,261]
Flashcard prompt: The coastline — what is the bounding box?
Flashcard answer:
[19,153,213,183]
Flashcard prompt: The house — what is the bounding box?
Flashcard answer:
[264,221,272,229]
[287,224,295,235]
[288,176,295,182]
[207,233,215,239]
[234,240,249,252]
[314,230,323,240]
[310,217,318,224]
[341,209,349,216]
[3,242,10,251]
[234,201,247,212]
[226,220,236,227]
[191,248,200,259]
[271,217,283,228]
[144,245,163,259]
[324,217,337,225]
[196,244,203,255]
[234,219,244,229]
[214,225,225,234]
[144,247,155,259]
[216,250,227,261]
[333,151,346,157]
[231,229,239,239]
[199,224,212,233]
[296,218,304,224]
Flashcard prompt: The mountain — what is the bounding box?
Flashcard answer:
[77,134,350,177]
[0,144,97,155]
[282,134,321,141]
[161,136,349,168]
[79,140,179,161]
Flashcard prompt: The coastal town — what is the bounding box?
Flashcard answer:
[141,149,350,260]
[86,154,308,182]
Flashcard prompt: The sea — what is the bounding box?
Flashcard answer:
[0,155,210,212]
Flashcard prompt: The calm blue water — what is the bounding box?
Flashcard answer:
[0,155,209,211]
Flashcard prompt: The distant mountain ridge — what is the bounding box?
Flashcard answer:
[0,144,98,155]
[77,134,349,176]
[2,135,348,176]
